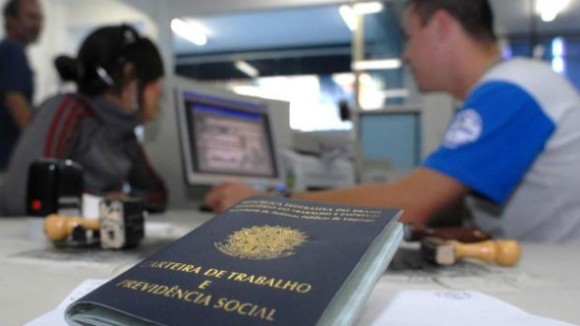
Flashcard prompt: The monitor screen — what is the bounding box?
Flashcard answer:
[359,110,421,171]
[175,85,280,186]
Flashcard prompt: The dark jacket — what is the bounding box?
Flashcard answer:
[0,94,167,216]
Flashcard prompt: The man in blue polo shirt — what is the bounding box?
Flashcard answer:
[0,0,43,170]
[203,0,580,243]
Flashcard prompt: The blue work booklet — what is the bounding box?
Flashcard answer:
[65,196,403,326]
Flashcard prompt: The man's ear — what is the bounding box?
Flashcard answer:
[431,9,455,42]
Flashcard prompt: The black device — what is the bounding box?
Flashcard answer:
[26,159,84,217]
[99,198,145,249]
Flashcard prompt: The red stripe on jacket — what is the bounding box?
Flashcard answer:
[43,96,73,157]
[54,101,83,158]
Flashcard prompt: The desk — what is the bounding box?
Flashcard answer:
[360,244,580,325]
[1,212,579,325]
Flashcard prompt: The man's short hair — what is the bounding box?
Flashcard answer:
[405,0,497,43]
[3,0,24,31]
[3,0,23,19]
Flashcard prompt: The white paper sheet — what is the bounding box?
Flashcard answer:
[370,290,578,326]
[24,279,107,326]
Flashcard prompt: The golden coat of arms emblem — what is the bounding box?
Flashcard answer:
[215,225,307,260]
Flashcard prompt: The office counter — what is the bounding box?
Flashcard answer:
[1,211,579,325]
[0,211,213,326]
[360,243,580,325]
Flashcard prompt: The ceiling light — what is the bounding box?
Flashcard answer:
[551,37,566,75]
[551,37,565,57]
[332,73,356,87]
[552,57,565,74]
[234,60,260,78]
[382,88,410,98]
[352,2,384,15]
[339,2,383,31]
[352,59,402,71]
[535,0,570,22]
[171,18,207,46]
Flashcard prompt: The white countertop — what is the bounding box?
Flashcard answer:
[1,211,579,325]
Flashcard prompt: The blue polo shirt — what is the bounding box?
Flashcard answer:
[423,58,580,242]
[423,80,555,204]
[0,38,34,169]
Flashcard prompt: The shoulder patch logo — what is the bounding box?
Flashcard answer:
[443,109,483,148]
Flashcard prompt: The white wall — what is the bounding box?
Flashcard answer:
[420,93,455,157]
[29,0,67,103]
[402,62,455,158]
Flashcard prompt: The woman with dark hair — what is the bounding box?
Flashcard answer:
[0,25,167,215]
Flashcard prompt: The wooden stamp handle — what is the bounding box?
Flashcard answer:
[449,239,522,266]
[43,214,100,241]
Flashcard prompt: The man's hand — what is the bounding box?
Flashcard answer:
[5,91,32,129]
[204,180,268,213]
[105,191,132,201]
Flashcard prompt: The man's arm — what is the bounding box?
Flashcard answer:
[4,91,32,129]
[204,167,468,226]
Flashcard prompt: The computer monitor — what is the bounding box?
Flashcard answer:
[358,109,421,171]
[175,83,281,187]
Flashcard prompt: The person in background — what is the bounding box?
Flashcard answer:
[0,0,43,170]
[0,25,167,215]
[204,0,580,243]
